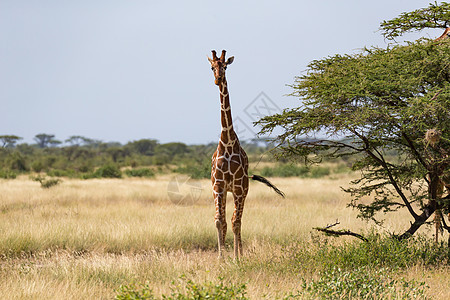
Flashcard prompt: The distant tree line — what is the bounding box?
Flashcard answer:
[0,134,270,179]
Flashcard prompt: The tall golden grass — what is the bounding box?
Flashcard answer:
[0,175,447,299]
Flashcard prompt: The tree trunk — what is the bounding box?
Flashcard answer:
[397,204,436,240]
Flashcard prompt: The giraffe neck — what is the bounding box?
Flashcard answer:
[218,80,237,146]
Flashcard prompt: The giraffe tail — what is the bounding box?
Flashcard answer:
[251,175,285,198]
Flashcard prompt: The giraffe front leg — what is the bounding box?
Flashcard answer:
[214,189,227,258]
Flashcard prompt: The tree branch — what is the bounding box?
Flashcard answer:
[314,224,369,242]
[397,202,437,239]
[401,132,429,171]
[439,194,450,231]
[352,130,419,220]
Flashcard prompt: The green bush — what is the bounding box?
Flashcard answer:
[31,160,45,173]
[300,266,428,299]
[125,168,155,178]
[93,164,122,178]
[175,161,210,179]
[115,282,155,300]
[0,169,17,179]
[286,234,449,272]
[115,277,248,300]
[75,162,94,173]
[7,152,28,171]
[31,175,62,189]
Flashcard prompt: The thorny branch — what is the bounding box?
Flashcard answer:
[314,219,369,242]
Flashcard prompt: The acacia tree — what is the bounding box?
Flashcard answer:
[34,134,61,148]
[258,3,450,240]
[0,135,22,148]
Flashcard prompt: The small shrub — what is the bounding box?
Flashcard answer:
[169,277,248,300]
[7,152,28,171]
[319,234,449,269]
[115,277,248,300]
[0,169,17,179]
[116,282,155,300]
[31,160,45,173]
[93,164,122,178]
[31,175,61,189]
[77,163,93,173]
[300,266,428,299]
[175,161,210,179]
[286,234,449,273]
[80,173,96,180]
[125,168,155,178]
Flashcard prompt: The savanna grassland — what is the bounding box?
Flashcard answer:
[0,174,448,299]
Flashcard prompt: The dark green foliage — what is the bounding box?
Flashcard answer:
[174,160,211,179]
[257,3,450,238]
[115,277,248,300]
[31,160,45,173]
[125,139,158,156]
[285,234,449,273]
[299,267,428,299]
[115,282,155,300]
[155,143,188,158]
[0,169,16,179]
[0,137,280,180]
[92,164,122,178]
[380,1,450,40]
[282,234,443,299]
[7,152,28,171]
[107,147,126,163]
[125,168,155,178]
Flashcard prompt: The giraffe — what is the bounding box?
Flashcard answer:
[435,27,450,41]
[208,49,284,259]
[425,129,450,243]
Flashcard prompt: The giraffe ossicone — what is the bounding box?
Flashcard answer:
[208,49,285,260]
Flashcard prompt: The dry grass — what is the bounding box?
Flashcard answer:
[0,175,448,299]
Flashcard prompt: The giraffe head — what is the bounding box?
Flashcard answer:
[208,50,234,85]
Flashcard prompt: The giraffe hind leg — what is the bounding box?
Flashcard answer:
[231,195,245,259]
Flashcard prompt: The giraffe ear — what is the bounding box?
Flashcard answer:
[226,56,234,65]
[208,56,213,64]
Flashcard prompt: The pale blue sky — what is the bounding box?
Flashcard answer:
[0,0,441,145]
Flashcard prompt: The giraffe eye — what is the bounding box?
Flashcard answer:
[211,67,214,71]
